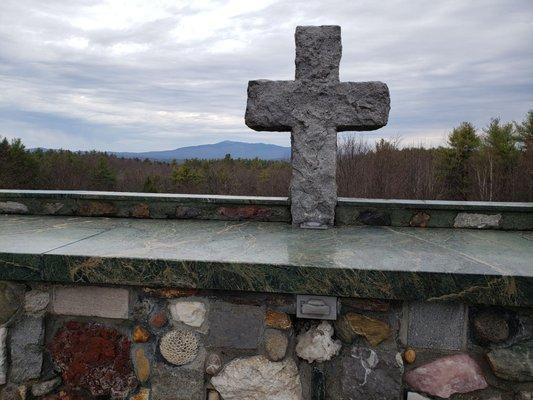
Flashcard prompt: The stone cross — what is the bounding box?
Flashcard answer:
[245,25,390,228]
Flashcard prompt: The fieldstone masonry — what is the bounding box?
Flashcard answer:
[245,26,390,227]
[0,283,530,399]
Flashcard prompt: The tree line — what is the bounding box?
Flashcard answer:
[1,111,531,202]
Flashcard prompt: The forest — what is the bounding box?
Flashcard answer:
[1,111,532,202]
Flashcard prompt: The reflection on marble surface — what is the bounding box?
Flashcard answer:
[0,216,531,306]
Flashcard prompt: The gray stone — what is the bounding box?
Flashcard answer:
[264,329,288,361]
[10,315,44,383]
[31,377,61,397]
[407,301,466,350]
[454,213,502,229]
[245,25,390,228]
[0,201,28,214]
[326,346,403,400]
[24,290,50,313]
[151,362,204,400]
[486,341,533,381]
[207,301,263,349]
[205,352,222,375]
[52,285,129,319]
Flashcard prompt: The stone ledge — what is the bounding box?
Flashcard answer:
[1,190,532,229]
[0,215,531,307]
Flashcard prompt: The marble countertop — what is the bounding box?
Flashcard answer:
[0,215,531,306]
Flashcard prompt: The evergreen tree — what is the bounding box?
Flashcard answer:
[436,122,481,200]
[91,156,116,190]
[515,110,533,150]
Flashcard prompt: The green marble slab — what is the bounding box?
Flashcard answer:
[0,215,531,306]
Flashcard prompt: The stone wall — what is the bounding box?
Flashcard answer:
[1,190,532,230]
[0,282,531,400]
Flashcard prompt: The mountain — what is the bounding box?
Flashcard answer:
[112,140,291,161]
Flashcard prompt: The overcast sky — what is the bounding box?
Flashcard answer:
[0,0,532,152]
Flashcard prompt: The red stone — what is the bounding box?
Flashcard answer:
[217,206,273,220]
[404,354,487,398]
[49,322,137,398]
[150,311,168,328]
[131,203,150,218]
[77,201,117,216]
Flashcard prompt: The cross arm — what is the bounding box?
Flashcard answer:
[245,80,296,132]
[334,81,390,131]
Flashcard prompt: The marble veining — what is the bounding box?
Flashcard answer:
[0,215,531,306]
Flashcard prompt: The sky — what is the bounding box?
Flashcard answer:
[0,0,532,152]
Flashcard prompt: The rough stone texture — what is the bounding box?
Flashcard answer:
[245,25,390,227]
[218,206,273,220]
[49,321,137,398]
[265,329,289,361]
[133,347,150,383]
[77,201,116,216]
[52,286,129,319]
[205,353,222,375]
[0,201,28,214]
[169,300,207,327]
[150,310,168,328]
[131,203,150,218]
[296,321,341,363]
[266,309,293,330]
[454,213,502,229]
[473,311,510,343]
[151,362,204,400]
[0,327,6,385]
[130,388,150,400]
[486,341,533,381]
[10,315,44,383]
[159,329,198,366]
[31,377,61,397]
[404,354,488,398]
[335,312,391,346]
[0,282,24,325]
[410,212,431,228]
[24,289,50,313]
[407,301,466,350]
[326,346,403,400]
[211,355,302,400]
[132,325,150,343]
[207,302,263,349]
[357,209,391,226]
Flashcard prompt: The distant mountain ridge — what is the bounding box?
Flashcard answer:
[113,140,291,161]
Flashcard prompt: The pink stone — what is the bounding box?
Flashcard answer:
[404,354,487,399]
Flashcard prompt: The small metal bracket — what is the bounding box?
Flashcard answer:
[296,295,338,320]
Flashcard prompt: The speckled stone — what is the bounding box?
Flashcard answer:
[151,362,204,400]
[265,309,292,330]
[473,311,509,343]
[207,302,263,349]
[133,347,150,384]
[486,341,533,382]
[24,290,50,313]
[245,26,389,227]
[407,302,466,350]
[264,329,288,361]
[9,315,44,383]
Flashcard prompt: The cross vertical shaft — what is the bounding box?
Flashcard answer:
[245,26,390,228]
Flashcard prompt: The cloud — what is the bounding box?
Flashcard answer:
[0,0,531,151]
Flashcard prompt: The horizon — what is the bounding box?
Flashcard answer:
[1,0,532,152]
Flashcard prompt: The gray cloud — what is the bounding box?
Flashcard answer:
[0,0,531,151]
